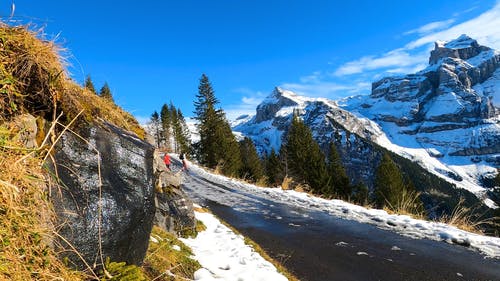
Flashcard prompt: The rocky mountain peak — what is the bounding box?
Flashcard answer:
[255,87,301,122]
[429,34,491,65]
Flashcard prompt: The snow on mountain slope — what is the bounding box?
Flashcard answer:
[341,35,499,204]
[234,35,499,208]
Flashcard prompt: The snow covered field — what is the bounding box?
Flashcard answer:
[186,162,500,260]
[180,208,288,281]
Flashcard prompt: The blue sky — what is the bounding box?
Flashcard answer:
[5,0,500,122]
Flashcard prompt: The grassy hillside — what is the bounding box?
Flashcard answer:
[0,24,148,279]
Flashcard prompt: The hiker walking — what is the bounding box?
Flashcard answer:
[180,152,188,171]
[163,153,171,171]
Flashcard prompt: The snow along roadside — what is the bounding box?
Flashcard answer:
[180,208,288,281]
[188,162,500,259]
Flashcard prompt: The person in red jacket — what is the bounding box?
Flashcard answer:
[163,153,171,171]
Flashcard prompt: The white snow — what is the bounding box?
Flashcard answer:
[425,91,464,118]
[443,34,476,49]
[473,67,500,106]
[180,209,288,281]
[187,163,500,259]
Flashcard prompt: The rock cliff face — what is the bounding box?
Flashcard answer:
[346,35,499,182]
[47,121,156,269]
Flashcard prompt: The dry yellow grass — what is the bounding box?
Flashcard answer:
[0,23,147,280]
[438,198,495,234]
[0,23,145,138]
[0,124,87,280]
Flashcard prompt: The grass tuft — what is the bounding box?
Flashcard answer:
[142,226,201,281]
[438,198,495,234]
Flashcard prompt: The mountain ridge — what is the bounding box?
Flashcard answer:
[234,34,500,210]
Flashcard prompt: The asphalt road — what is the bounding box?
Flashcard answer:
[182,170,500,281]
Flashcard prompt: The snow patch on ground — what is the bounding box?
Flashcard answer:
[180,210,288,281]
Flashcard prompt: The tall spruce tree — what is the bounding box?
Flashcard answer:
[170,104,179,152]
[265,148,284,186]
[374,153,407,208]
[150,111,161,148]
[285,111,329,193]
[327,142,351,199]
[351,182,369,205]
[239,137,264,182]
[174,108,191,154]
[160,103,171,150]
[84,75,97,94]
[99,82,114,102]
[193,74,241,176]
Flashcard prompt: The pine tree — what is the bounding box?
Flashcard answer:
[239,137,264,182]
[99,82,114,102]
[160,103,171,150]
[150,111,161,148]
[170,104,179,152]
[193,74,241,176]
[351,182,369,205]
[84,75,97,94]
[265,148,284,186]
[285,111,329,193]
[327,142,351,199]
[174,108,191,155]
[374,153,407,208]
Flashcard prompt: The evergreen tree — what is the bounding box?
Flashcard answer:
[327,142,351,199]
[193,74,241,176]
[265,148,284,186]
[351,182,369,205]
[374,153,407,208]
[84,75,97,94]
[174,108,191,155]
[170,104,179,152]
[239,137,264,182]
[285,112,329,193]
[160,103,171,150]
[99,82,114,102]
[150,111,161,148]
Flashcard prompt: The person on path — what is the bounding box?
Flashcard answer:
[163,153,171,171]
[180,152,188,171]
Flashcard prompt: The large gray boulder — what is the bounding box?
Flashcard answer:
[47,121,155,270]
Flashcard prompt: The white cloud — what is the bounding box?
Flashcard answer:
[299,71,322,83]
[403,19,456,36]
[224,88,266,121]
[405,2,500,50]
[335,1,500,77]
[334,49,428,76]
[281,81,368,99]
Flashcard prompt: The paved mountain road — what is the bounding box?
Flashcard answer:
[180,168,500,281]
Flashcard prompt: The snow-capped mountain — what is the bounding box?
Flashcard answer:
[234,35,499,211]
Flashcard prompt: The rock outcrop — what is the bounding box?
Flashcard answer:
[365,35,500,162]
[47,121,156,269]
[429,34,491,65]
[152,151,196,235]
